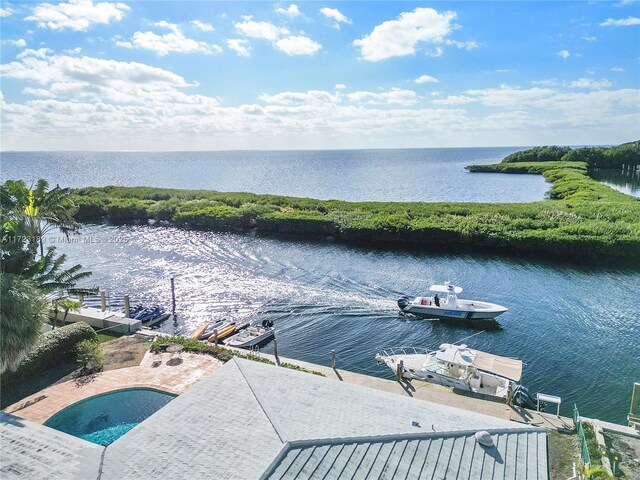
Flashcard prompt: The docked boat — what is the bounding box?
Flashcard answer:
[130,304,172,326]
[375,343,523,401]
[397,282,507,321]
[206,321,250,343]
[224,323,274,348]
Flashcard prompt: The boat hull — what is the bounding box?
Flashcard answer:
[402,305,504,320]
[224,329,274,348]
[398,296,507,320]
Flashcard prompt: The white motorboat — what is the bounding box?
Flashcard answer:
[375,343,523,400]
[224,324,274,348]
[398,282,507,320]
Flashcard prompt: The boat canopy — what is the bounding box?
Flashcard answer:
[429,284,463,294]
[472,351,522,382]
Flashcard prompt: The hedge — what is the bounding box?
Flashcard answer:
[2,322,97,382]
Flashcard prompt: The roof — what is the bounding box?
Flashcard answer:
[263,429,548,480]
[0,412,103,480]
[429,284,463,294]
[1,358,547,480]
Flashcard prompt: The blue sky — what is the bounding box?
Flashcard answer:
[1,1,639,151]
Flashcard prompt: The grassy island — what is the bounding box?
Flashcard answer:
[70,142,639,264]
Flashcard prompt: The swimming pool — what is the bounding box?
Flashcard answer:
[44,388,176,446]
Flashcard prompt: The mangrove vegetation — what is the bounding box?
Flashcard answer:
[67,142,640,263]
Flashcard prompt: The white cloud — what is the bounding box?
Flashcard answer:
[22,87,56,97]
[116,22,222,56]
[1,6,14,17]
[25,0,129,31]
[445,39,479,50]
[611,67,625,72]
[432,95,474,105]
[17,48,50,59]
[234,17,289,41]
[425,47,444,58]
[334,84,347,90]
[319,7,352,28]
[600,16,640,26]
[570,78,613,89]
[415,75,439,84]
[64,47,82,54]
[233,16,320,55]
[0,50,199,105]
[190,20,213,32]
[353,8,459,62]
[557,49,570,58]
[347,88,418,106]
[531,78,559,87]
[495,69,509,73]
[6,39,27,48]
[582,35,598,42]
[2,77,638,150]
[275,35,321,56]
[275,4,301,18]
[259,90,340,106]
[226,39,252,57]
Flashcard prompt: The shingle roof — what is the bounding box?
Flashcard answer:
[0,412,103,480]
[1,358,549,480]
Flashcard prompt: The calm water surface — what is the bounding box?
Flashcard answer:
[56,224,639,424]
[0,148,550,202]
[590,168,640,197]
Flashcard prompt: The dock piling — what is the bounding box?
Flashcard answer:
[396,361,404,382]
[331,350,335,369]
[124,295,130,318]
[273,337,280,366]
[170,276,176,316]
[100,290,106,312]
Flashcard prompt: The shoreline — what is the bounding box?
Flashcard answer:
[69,161,640,264]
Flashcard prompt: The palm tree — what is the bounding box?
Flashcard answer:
[50,297,81,329]
[0,274,47,373]
[1,179,80,256]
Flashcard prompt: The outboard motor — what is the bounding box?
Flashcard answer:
[511,384,540,410]
[397,296,411,311]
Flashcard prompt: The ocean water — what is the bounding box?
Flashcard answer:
[0,148,549,202]
[55,224,640,424]
[3,148,638,424]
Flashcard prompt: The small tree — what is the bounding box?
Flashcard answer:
[76,339,104,374]
[51,297,81,329]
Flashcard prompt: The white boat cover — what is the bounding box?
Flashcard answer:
[429,284,463,294]
[472,351,522,381]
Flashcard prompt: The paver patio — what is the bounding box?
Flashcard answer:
[5,350,221,424]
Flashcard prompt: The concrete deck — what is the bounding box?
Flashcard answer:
[5,350,221,424]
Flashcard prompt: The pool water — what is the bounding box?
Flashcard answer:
[44,388,176,446]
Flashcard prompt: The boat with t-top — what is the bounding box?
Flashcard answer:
[375,342,530,403]
[397,282,507,321]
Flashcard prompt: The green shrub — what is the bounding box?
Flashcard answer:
[3,322,97,382]
[582,422,602,467]
[174,205,249,229]
[281,362,326,376]
[76,339,104,373]
[67,143,640,264]
[106,199,152,221]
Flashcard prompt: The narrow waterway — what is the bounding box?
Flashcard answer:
[56,223,640,424]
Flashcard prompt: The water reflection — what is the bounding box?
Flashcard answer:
[590,168,640,197]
